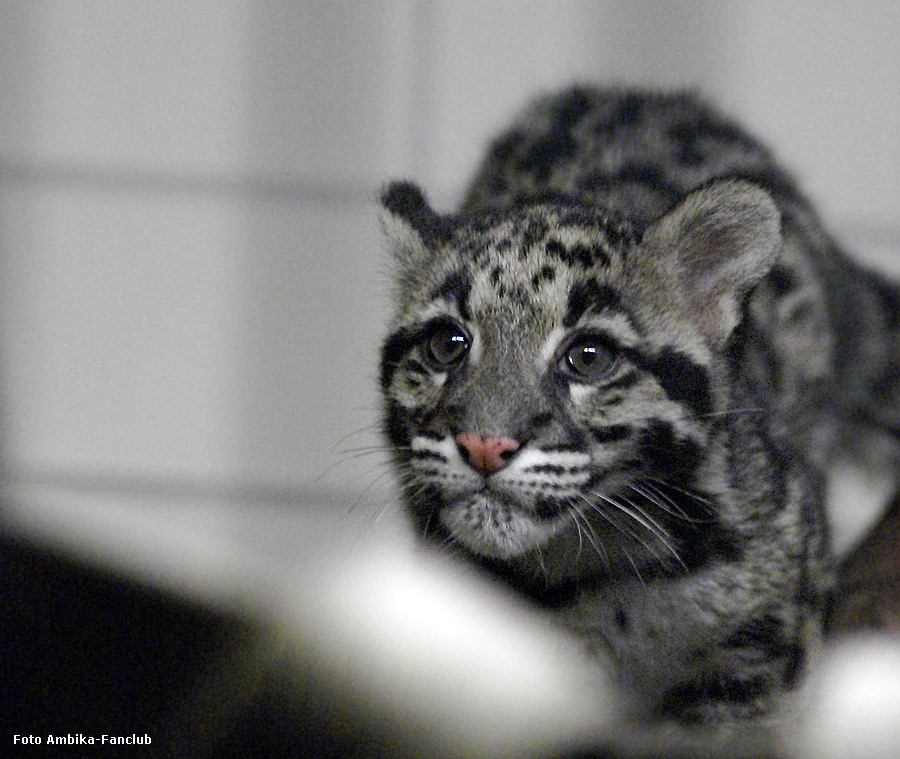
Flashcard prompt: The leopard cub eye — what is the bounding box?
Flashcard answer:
[560,335,616,381]
[423,321,470,370]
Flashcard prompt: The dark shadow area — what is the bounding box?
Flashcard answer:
[831,492,900,634]
[2,519,806,759]
[1,533,417,758]
[1,534,248,753]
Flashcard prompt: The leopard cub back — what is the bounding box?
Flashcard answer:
[378,87,899,724]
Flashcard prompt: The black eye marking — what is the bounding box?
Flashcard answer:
[563,279,623,328]
[431,271,472,320]
[559,334,617,382]
[422,321,471,370]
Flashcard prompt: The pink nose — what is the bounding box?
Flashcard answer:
[456,433,520,475]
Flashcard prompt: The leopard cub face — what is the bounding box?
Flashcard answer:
[379,179,779,573]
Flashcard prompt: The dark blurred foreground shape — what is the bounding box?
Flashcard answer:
[830,495,900,634]
[3,490,900,759]
[0,536,779,759]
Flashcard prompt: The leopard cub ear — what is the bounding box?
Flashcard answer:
[643,179,781,347]
[380,181,450,281]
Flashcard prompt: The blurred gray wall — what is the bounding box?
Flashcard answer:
[1,1,898,504]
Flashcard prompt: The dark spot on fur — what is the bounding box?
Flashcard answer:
[768,264,797,296]
[656,675,770,722]
[522,218,549,251]
[577,163,682,211]
[529,412,554,429]
[725,614,784,650]
[431,271,472,320]
[383,399,411,448]
[667,122,706,166]
[868,273,900,330]
[530,463,572,476]
[542,443,583,454]
[631,423,743,572]
[411,448,445,463]
[569,243,595,268]
[518,133,577,183]
[613,92,643,126]
[870,358,900,401]
[490,129,525,162]
[664,110,756,170]
[725,616,807,690]
[545,239,567,259]
[700,116,752,146]
[553,88,593,130]
[547,237,603,268]
[531,265,557,289]
[380,328,416,391]
[534,497,561,521]
[616,164,681,201]
[590,244,611,267]
[605,369,640,390]
[590,425,631,443]
[625,347,714,419]
[782,645,806,688]
[564,280,624,327]
[635,421,702,485]
[590,92,643,139]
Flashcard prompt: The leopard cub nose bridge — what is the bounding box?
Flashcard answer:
[455,433,520,475]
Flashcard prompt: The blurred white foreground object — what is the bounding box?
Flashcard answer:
[790,635,900,759]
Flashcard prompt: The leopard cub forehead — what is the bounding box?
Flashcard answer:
[446,204,633,319]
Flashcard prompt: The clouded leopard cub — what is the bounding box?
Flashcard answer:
[378,87,900,724]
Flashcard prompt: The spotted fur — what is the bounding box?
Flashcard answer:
[378,87,900,724]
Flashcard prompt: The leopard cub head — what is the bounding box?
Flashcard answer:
[379,179,780,571]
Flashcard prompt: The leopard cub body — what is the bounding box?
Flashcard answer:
[378,87,900,723]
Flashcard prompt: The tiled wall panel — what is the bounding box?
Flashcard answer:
[0,183,389,492]
[0,184,244,479]
[0,1,419,184]
[423,0,900,230]
[225,198,389,492]
[0,0,897,499]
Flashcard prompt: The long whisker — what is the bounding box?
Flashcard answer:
[568,501,610,570]
[419,490,443,542]
[591,489,669,545]
[617,493,687,570]
[629,481,707,526]
[329,422,384,455]
[641,474,712,504]
[639,476,714,518]
[587,489,684,571]
[571,505,585,562]
[695,406,766,420]
[533,543,550,586]
[346,468,398,513]
[577,493,645,585]
[314,443,401,487]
